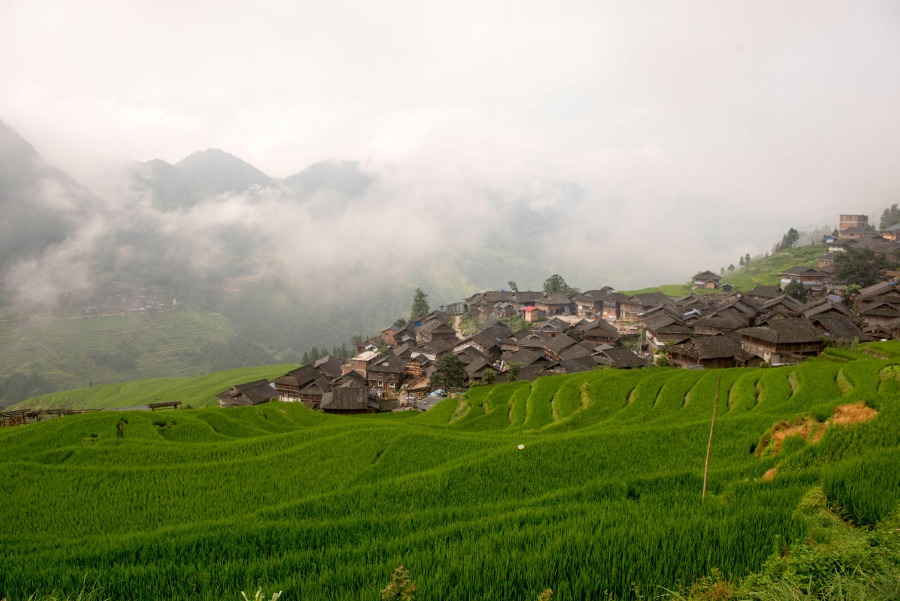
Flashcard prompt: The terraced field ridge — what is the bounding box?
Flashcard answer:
[1,344,899,600]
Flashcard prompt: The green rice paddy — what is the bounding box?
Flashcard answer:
[1,344,898,600]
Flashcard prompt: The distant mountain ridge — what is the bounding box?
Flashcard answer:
[132,147,374,210]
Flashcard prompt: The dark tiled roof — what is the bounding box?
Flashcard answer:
[738,318,822,344]
[559,344,593,361]
[275,365,319,389]
[692,270,721,281]
[594,347,647,369]
[814,315,865,342]
[675,333,745,360]
[561,356,598,373]
[745,285,782,299]
[367,354,406,374]
[857,281,900,302]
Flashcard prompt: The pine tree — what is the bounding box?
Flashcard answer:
[410,288,430,322]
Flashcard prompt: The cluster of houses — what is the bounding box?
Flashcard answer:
[216,213,900,413]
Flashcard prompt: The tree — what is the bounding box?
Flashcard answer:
[745,253,751,264]
[430,353,466,391]
[880,204,900,230]
[783,279,808,303]
[507,362,523,382]
[727,264,735,272]
[507,280,519,292]
[543,274,573,295]
[410,287,429,322]
[739,256,745,266]
[481,367,496,385]
[834,249,889,288]
[392,317,407,329]
[780,227,800,250]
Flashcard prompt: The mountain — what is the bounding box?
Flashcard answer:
[133,148,275,209]
[0,120,95,277]
[0,122,551,404]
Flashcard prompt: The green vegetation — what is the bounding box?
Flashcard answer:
[11,364,295,410]
[623,245,827,296]
[1,342,898,599]
[410,287,430,322]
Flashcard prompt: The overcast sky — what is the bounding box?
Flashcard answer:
[2,0,900,287]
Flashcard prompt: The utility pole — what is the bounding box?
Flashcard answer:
[702,376,721,502]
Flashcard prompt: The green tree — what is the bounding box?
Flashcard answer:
[507,361,523,382]
[392,317,407,329]
[431,353,466,391]
[728,264,735,272]
[543,274,573,295]
[745,253,751,264]
[481,367,496,385]
[880,204,900,229]
[507,280,519,292]
[410,287,430,322]
[834,249,889,288]
[783,279,808,303]
[739,256,745,266]
[780,227,800,250]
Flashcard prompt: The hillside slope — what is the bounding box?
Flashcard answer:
[1,345,897,600]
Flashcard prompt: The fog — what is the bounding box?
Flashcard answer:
[2,0,900,311]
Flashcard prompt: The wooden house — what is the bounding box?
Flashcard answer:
[580,318,620,345]
[347,349,382,377]
[691,270,721,289]
[593,347,647,369]
[738,318,825,365]
[366,354,407,395]
[642,310,693,351]
[574,288,613,318]
[273,365,319,402]
[668,333,752,369]
[745,285,782,303]
[416,319,457,345]
[320,385,378,414]
[217,379,276,408]
[533,293,576,316]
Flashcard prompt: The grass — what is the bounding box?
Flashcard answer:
[11,364,297,409]
[1,342,898,600]
[622,245,827,296]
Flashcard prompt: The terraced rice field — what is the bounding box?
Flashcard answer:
[1,347,898,600]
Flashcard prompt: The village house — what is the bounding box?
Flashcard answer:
[838,225,874,240]
[366,354,407,395]
[668,333,753,369]
[738,318,825,365]
[882,223,900,241]
[346,349,382,377]
[745,285,782,303]
[618,292,673,322]
[579,318,621,346]
[217,379,277,408]
[534,293,577,316]
[518,305,547,322]
[779,266,831,291]
[320,385,378,414]
[813,315,867,345]
[839,214,868,232]
[416,318,457,345]
[641,309,694,352]
[593,346,647,369]
[273,365,319,402]
[574,288,614,318]
[692,270,721,289]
